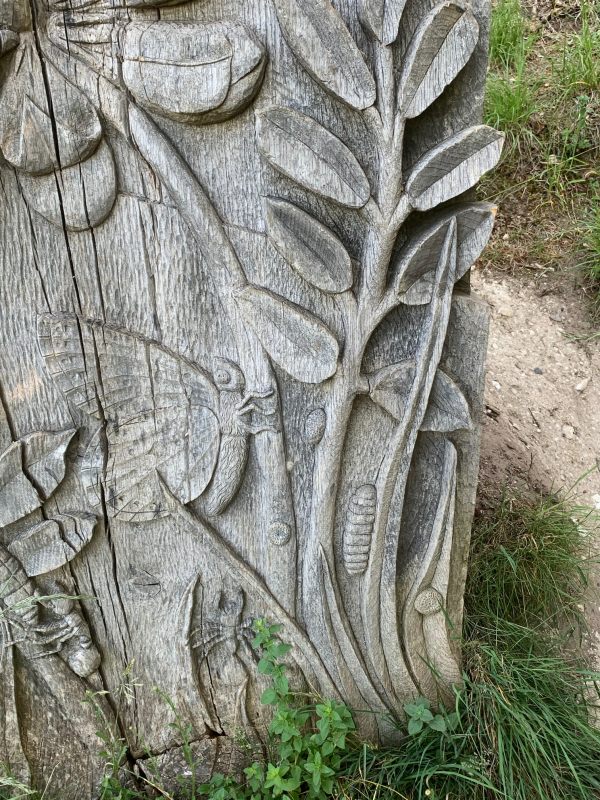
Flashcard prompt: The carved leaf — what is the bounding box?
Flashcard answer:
[21,429,76,500]
[0,442,40,528]
[266,198,353,293]
[7,513,97,577]
[405,126,504,211]
[272,0,376,109]
[0,42,102,175]
[234,285,339,384]
[398,2,479,119]
[421,370,472,432]
[451,202,497,279]
[368,361,415,420]
[123,21,266,124]
[19,139,117,231]
[257,107,370,208]
[392,203,497,302]
[393,218,453,304]
[360,0,406,45]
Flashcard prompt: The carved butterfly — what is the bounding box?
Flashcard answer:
[37,314,276,522]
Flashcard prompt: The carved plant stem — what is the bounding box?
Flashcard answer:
[301,42,415,706]
[365,226,457,693]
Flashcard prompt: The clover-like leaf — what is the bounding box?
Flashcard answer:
[266,198,353,293]
[398,2,479,119]
[406,126,504,211]
[7,513,97,577]
[0,429,76,528]
[234,285,339,384]
[21,428,76,499]
[360,0,406,45]
[0,442,41,527]
[272,0,376,109]
[421,369,472,432]
[257,107,370,208]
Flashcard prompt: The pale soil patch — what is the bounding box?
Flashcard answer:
[473,266,600,667]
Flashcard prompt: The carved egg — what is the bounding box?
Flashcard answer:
[304,407,326,445]
[269,521,292,546]
[343,484,376,576]
[122,21,267,124]
[414,587,444,616]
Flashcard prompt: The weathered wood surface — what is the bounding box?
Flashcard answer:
[0,0,498,794]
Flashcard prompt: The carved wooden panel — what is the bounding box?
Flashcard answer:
[0,0,498,793]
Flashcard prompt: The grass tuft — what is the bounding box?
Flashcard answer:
[488,0,531,69]
[558,1,600,94]
[343,491,600,800]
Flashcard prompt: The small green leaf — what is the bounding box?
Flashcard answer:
[408,717,424,735]
[428,715,447,732]
[261,688,278,705]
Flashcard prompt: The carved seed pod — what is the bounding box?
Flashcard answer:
[122,21,266,124]
[343,484,376,576]
[304,407,326,445]
[414,587,444,616]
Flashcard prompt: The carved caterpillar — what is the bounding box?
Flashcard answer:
[343,484,376,576]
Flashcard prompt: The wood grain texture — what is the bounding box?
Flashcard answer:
[0,0,496,791]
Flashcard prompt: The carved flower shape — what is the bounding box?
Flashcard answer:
[46,6,267,124]
[0,1,117,231]
[0,0,267,232]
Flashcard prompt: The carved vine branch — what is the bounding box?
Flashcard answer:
[0,0,503,742]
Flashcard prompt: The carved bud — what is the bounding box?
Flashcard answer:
[122,21,267,124]
[269,521,292,546]
[343,484,376,576]
[414,587,444,616]
[304,407,326,445]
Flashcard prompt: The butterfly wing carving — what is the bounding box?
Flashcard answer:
[38,314,221,522]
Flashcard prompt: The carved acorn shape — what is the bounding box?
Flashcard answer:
[122,21,267,124]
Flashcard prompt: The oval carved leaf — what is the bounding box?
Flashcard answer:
[123,21,266,124]
[266,198,353,293]
[272,0,376,109]
[360,0,406,45]
[21,428,77,499]
[0,42,102,175]
[234,285,339,384]
[19,138,117,231]
[421,369,472,432]
[257,107,370,208]
[405,125,504,211]
[398,2,479,119]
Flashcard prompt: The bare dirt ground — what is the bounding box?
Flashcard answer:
[473,265,600,666]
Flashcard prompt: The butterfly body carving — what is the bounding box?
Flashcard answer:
[38,315,276,521]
